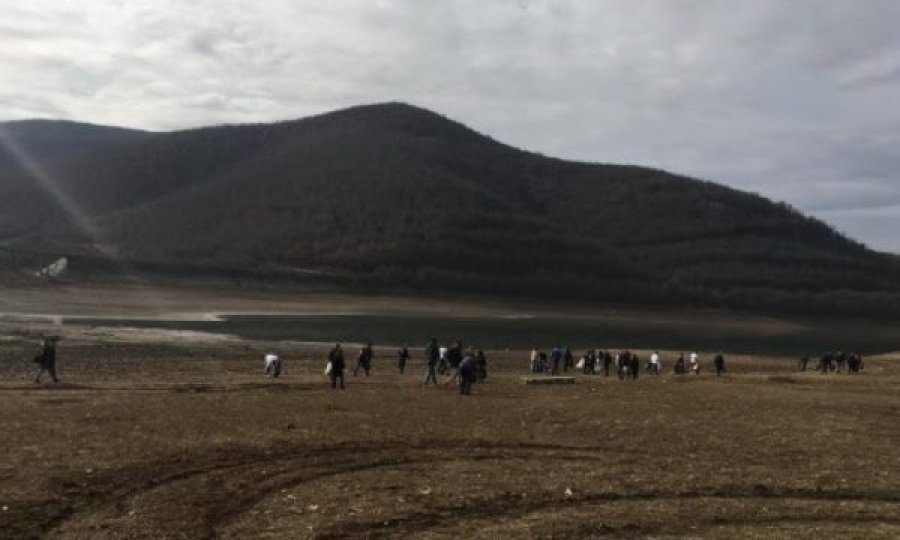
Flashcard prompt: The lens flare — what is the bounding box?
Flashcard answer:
[0,125,115,258]
[0,124,172,315]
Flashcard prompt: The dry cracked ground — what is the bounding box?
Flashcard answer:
[0,332,898,539]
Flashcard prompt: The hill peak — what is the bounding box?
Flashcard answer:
[288,101,495,146]
[318,101,446,120]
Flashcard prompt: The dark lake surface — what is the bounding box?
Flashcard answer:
[70,313,900,356]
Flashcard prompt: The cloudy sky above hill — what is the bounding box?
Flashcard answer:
[2,1,898,251]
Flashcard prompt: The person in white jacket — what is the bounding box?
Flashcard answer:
[264,353,282,378]
[438,346,449,374]
[649,351,661,375]
[689,352,700,374]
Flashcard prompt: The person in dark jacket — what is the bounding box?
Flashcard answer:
[398,345,410,374]
[538,350,549,373]
[836,351,847,372]
[583,349,595,375]
[819,352,833,373]
[550,346,562,375]
[563,347,574,372]
[714,353,726,376]
[674,353,686,375]
[328,343,345,390]
[475,349,487,381]
[848,353,863,373]
[446,340,463,384]
[354,342,373,377]
[458,351,478,395]
[630,353,640,380]
[34,336,59,383]
[799,354,810,372]
[617,351,629,381]
[424,338,439,386]
[602,350,612,377]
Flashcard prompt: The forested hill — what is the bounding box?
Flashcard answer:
[0,119,150,169]
[1,102,899,316]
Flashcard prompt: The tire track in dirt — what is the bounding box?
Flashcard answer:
[0,382,319,394]
[17,440,614,538]
[9,443,357,537]
[198,443,900,538]
[205,449,610,537]
[18,438,900,538]
[315,488,900,538]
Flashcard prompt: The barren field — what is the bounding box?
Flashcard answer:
[0,284,898,538]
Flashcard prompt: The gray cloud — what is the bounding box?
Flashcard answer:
[1,0,898,252]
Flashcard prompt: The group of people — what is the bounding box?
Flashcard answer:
[532,348,727,379]
[423,339,488,394]
[799,351,865,373]
[528,347,576,374]
[30,335,867,391]
[317,339,488,394]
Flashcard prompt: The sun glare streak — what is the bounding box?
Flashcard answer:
[0,126,174,316]
[0,126,114,257]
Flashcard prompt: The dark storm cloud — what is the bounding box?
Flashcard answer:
[1,0,898,251]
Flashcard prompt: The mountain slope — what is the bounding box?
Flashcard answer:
[0,120,152,244]
[0,119,150,169]
[1,103,898,315]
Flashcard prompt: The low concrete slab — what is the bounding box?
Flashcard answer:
[520,376,576,385]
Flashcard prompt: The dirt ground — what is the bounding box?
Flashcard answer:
[0,325,898,539]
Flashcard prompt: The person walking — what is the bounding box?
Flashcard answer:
[424,338,439,386]
[819,352,833,373]
[550,346,562,375]
[34,336,60,383]
[799,354,810,372]
[446,340,463,385]
[438,345,449,375]
[630,353,641,380]
[583,349,595,375]
[563,347,574,372]
[530,347,539,373]
[602,350,612,377]
[649,351,661,375]
[328,344,345,390]
[674,353,686,375]
[616,351,628,381]
[398,345,410,374]
[354,342,373,377]
[848,353,862,373]
[458,350,478,395]
[714,353,726,376]
[689,352,700,374]
[475,349,487,381]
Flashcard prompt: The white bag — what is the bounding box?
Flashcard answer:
[576,358,585,369]
[324,361,333,376]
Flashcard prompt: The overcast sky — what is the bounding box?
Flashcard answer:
[2,0,898,252]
